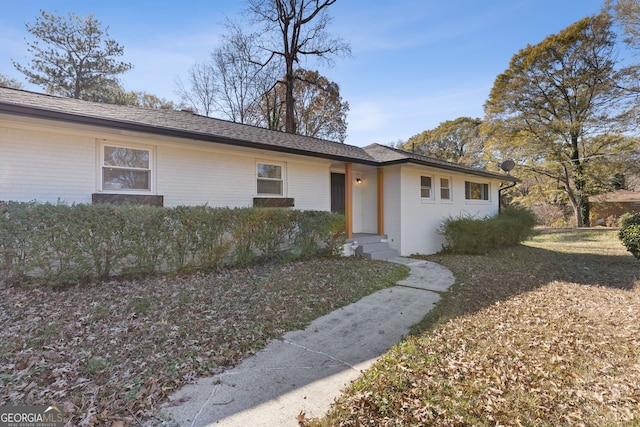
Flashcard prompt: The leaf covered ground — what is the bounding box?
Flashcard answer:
[0,257,408,426]
[311,229,640,426]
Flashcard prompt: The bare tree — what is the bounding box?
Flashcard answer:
[246,0,350,134]
[175,24,279,122]
[174,61,217,116]
[213,24,279,124]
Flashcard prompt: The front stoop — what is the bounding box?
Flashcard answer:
[347,234,398,260]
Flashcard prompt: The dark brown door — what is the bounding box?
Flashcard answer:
[331,173,345,214]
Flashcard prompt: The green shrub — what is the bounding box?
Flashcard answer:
[294,211,346,258]
[0,202,345,287]
[165,206,234,272]
[618,212,640,259]
[440,206,536,255]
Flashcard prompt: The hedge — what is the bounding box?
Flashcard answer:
[619,212,640,260]
[439,206,536,255]
[0,202,346,287]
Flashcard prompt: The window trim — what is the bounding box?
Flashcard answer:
[440,177,452,202]
[99,142,154,194]
[420,175,434,201]
[256,161,286,197]
[465,180,490,202]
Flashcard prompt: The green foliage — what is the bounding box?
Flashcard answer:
[13,10,133,99]
[440,206,536,254]
[618,212,640,259]
[0,73,23,89]
[398,117,486,167]
[0,202,345,287]
[483,12,640,227]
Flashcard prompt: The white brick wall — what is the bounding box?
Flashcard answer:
[397,165,501,255]
[0,116,333,212]
[0,125,95,203]
[287,160,331,211]
[382,166,402,253]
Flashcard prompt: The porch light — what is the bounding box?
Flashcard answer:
[356,178,362,184]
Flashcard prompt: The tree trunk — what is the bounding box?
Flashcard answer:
[570,135,590,227]
[284,62,296,134]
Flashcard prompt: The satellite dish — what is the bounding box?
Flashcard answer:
[500,160,516,174]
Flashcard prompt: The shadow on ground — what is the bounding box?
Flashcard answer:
[419,229,639,332]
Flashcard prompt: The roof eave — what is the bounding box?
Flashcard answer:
[382,158,520,182]
[0,103,380,166]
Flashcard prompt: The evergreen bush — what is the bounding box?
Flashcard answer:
[440,206,536,255]
[0,201,345,287]
[618,212,640,259]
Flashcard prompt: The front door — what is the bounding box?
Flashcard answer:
[331,173,345,214]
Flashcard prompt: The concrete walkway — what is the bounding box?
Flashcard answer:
[161,257,455,427]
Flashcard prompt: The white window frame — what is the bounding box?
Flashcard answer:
[465,180,490,201]
[99,142,154,194]
[420,175,434,201]
[440,177,452,201]
[256,161,286,196]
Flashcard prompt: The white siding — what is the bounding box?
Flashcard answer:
[393,165,502,256]
[287,161,331,211]
[383,166,402,253]
[351,173,362,233]
[0,116,333,211]
[157,144,255,207]
[0,125,95,203]
[355,169,378,234]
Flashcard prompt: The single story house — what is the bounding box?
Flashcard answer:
[0,86,518,256]
[591,189,640,226]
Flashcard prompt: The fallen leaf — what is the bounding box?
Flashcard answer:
[164,396,190,407]
[296,410,307,426]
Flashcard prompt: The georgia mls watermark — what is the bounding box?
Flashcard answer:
[0,405,65,427]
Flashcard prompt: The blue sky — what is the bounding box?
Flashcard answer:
[0,0,607,147]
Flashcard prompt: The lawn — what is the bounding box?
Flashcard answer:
[0,257,408,426]
[310,229,640,426]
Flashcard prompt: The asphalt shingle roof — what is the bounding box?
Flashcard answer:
[363,143,518,181]
[0,86,517,182]
[0,87,377,164]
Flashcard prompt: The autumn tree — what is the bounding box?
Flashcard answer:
[398,117,486,167]
[607,0,640,48]
[13,10,132,99]
[246,0,350,134]
[483,12,640,227]
[256,68,348,141]
[176,23,349,142]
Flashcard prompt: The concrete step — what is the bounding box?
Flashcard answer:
[363,248,399,260]
[347,234,388,245]
[348,234,398,260]
[359,242,390,252]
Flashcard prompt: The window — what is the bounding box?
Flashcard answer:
[420,176,432,199]
[102,145,151,191]
[440,178,451,200]
[465,181,489,200]
[257,162,284,195]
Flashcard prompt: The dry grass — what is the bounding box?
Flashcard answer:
[0,257,408,426]
[311,229,640,426]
